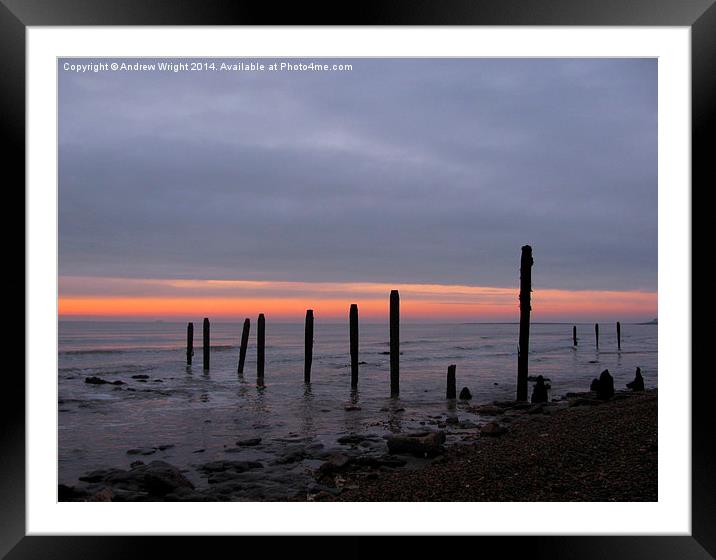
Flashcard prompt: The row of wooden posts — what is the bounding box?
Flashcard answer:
[186,290,403,396]
[183,246,623,401]
[572,322,622,350]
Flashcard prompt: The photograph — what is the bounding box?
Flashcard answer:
[56,56,659,503]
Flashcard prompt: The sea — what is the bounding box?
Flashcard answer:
[58,320,657,490]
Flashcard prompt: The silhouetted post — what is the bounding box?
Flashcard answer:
[595,323,599,349]
[617,321,621,350]
[390,290,400,397]
[572,325,577,347]
[446,364,457,399]
[304,309,314,383]
[517,245,533,401]
[257,314,265,380]
[349,304,359,388]
[237,318,250,374]
[186,322,194,365]
[202,318,210,370]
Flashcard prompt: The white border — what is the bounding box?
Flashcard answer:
[27,27,691,535]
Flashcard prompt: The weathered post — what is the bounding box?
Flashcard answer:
[304,309,314,383]
[446,364,457,399]
[390,290,400,397]
[617,321,621,350]
[257,313,265,380]
[349,304,359,388]
[572,325,577,347]
[186,322,194,365]
[595,323,600,349]
[237,318,250,374]
[202,318,210,370]
[517,245,533,401]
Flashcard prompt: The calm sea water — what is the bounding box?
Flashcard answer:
[58,321,657,486]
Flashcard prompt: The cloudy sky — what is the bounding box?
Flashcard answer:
[58,58,657,322]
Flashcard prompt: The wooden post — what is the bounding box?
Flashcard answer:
[390,290,400,397]
[349,304,359,388]
[595,323,599,349]
[304,309,314,383]
[617,321,621,350]
[237,318,250,374]
[257,314,265,380]
[202,318,210,370]
[572,325,577,347]
[446,364,456,399]
[517,245,533,401]
[186,322,194,365]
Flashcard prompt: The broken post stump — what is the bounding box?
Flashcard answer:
[573,325,577,347]
[349,304,359,388]
[237,318,250,374]
[257,313,265,380]
[617,321,621,350]
[595,323,599,349]
[390,290,400,397]
[202,318,210,370]
[446,364,457,399]
[304,309,314,383]
[517,245,534,401]
[186,322,194,365]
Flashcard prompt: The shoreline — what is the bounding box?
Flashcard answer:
[59,388,657,502]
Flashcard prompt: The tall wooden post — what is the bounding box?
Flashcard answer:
[595,323,600,349]
[617,321,621,350]
[237,318,250,374]
[572,325,577,347]
[349,304,359,388]
[186,322,194,365]
[517,245,533,401]
[257,314,265,380]
[390,290,400,397]
[202,318,210,370]
[304,310,314,383]
[446,364,456,399]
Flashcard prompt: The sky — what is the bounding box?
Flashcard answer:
[58,58,657,322]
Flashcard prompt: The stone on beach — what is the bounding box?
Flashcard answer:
[458,387,472,400]
[626,367,645,391]
[596,369,615,400]
[385,431,446,458]
[480,421,508,437]
[530,375,549,404]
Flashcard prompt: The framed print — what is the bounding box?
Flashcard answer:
[6,0,713,557]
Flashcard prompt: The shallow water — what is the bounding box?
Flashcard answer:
[58,321,657,488]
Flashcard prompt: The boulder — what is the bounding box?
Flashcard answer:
[596,369,615,400]
[85,376,125,385]
[626,367,645,391]
[385,431,446,457]
[235,437,262,447]
[458,387,472,400]
[530,375,549,403]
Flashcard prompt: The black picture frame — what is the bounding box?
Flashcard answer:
[6,0,712,557]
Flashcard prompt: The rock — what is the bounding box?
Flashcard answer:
[530,375,549,404]
[85,376,125,385]
[590,378,600,391]
[126,447,157,456]
[344,405,362,411]
[86,488,114,502]
[385,431,446,457]
[129,460,144,468]
[471,405,505,415]
[458,420,479,429]
[131,374,149,379]
[527,404,545,414]
[79,468,124,483]
[337,434,380,445]
[198,460,263,474]
[104,461,195,497]
[481,422,508,437]
[528,375,551,382]
[458,387,472,400]
[235,437,262,447]
[596,369,615,400]
[157,444,174,451]
[570,397,599,407]
[58,484,89,501]
[445,416,460,425]
[317,453,352,477]
[626,367,645,391]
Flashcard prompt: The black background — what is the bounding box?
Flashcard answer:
[3,0,712,557]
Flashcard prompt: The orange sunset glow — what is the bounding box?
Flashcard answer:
[58,277,657,322]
